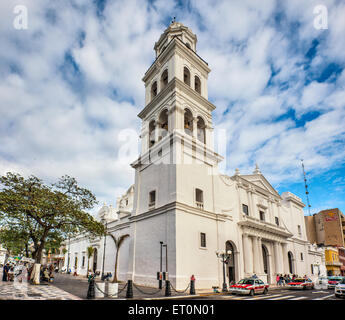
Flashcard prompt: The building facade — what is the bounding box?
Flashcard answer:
[305,208,345,247]
[325,247,342,276]
[64,22,325,289]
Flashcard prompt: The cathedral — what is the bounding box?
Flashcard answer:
[64,22,326,289]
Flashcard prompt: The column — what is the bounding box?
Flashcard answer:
[281,243,289,274]
[192,116,198,139]
[252,236,260,274]
[274,241,282,274]
[248,190,255,217]
[242,233,253,275]
[257,237,264,274]
[155,120,161,141]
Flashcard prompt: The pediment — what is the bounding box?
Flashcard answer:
[240,174,281,198]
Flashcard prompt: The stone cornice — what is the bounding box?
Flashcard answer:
[130,130,223,169]
[128,201,229,223]
[238,215,293,239]
[138,77,216,120]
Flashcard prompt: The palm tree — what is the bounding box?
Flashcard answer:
[86,246,94,278]
[108,234,129,283]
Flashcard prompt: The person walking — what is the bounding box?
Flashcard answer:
[2,263,9,282]
[276,274,280,286]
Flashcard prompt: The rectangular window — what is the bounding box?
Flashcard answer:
[301,252,303,261]
[275,217,279,226]
[195,188,204,209]
[311,264,314,274]
[200,233,206,248]
[242,204,249,216]
[82,255,85,267]
[149,190,156,208]
[260,211,265,221]
[298,225,301,235]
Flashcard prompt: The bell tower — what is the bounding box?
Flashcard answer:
[127,22,223,288]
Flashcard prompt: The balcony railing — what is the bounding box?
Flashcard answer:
[196,201,204,210]
[326,261,342,266]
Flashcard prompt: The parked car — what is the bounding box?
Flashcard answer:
[229,278,269,296]
[286,278,314,290]
[334,278,345,298]
[327,276,344,289]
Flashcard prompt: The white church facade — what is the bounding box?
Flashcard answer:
[64,22,326,289]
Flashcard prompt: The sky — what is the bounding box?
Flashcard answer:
[0,0,344,216]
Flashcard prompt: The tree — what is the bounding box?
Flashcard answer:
[108,234,129,283]
[0,227,31,257]
[86,246,94,278]
[0,172,105,283]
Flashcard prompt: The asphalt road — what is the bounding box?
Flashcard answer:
[52,273,344,300]
[185,287,343,301]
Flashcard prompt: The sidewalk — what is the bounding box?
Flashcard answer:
[0,272,81,300]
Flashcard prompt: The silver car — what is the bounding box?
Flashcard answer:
[335,278,345,298]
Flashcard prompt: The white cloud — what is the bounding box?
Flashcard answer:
[0,0,344,213]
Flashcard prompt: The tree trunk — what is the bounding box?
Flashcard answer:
[87,259,89,278]
[112,250,119,283]
[30,263,41,285]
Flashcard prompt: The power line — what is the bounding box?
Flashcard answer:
[301,159,312,216]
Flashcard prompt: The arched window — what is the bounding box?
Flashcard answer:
[183,67,190,86]
[197,116,206,144]
[158,109,168,141]
[161,69,168,90]
[151,81,157,100]
[184,109,193,136]
[194,76,201,94]
[149,120,155,148]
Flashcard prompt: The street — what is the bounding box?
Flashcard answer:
[1,270,344,300]
[185,287,342,301]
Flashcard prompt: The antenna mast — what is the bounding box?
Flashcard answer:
[301,159,311,216]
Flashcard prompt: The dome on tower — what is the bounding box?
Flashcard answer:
[154,21,197,57]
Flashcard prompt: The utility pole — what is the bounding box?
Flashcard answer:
[301,159,312,216]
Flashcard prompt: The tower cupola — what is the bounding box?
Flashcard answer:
[154,21,197,57]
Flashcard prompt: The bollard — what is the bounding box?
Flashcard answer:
[190,280,195,295]
[126,280,133,298]
[95,281,105,298]
[165,280,171,297]
[87,277,95,299]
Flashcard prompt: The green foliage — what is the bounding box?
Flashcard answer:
[0,172,105,263]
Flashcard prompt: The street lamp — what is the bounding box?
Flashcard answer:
[67,237,71,274]
[101,218,108,280]
[216,249,232,292]
[159,241,163,289]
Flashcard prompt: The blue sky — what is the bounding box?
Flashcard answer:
[0,0,344,215]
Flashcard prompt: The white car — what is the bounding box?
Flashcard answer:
[335,278,345,298]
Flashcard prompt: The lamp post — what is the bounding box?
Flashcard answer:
[101,218,107,280]
[159,241,163,289]
[67,237,71,274]
[216,249,232,292]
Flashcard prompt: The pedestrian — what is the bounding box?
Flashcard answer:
[8,266,14,281]
[303,274,308,280]
[287,274,291,283]
[2,263,9,282]
[276,274,280,286]
[252,273,258,279]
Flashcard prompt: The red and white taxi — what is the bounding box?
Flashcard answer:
[327,276,344,289]
[229,278,269,296]
[287,278,314,290]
